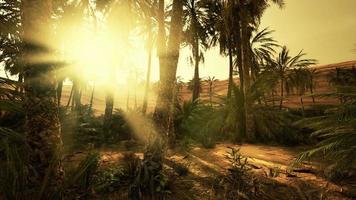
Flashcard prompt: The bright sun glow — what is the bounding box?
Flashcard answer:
[61,30,120,86]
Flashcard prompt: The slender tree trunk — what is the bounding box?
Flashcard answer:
[310,87,315,103]
[103,70,115,134]
[240,9,250,94]
[88,83,95,113]
[236,18,247,141]
[57,79,63,106]
[300,96,305,117]
[66,84,73,108]
[71,81,80,111]
[272,90,275,105]
[310,77,315,103]
[279,77,284,109]
[103,90,114,134]
[22,0,63,195]
[156,0,166,82]
[192,31,200,102]
[227,45,234,98]
[142,45,152,114]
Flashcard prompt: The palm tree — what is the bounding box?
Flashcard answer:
[187,77,202,93]
[22,0,63,193]
[138,0,158,114]
[306,68,319,103]
[154,0,184,145]
[102,0,139,132]
[239,0,285,93]
[182,0,210,102]
[208,0,237,99]
[295,82,356,176]
[271,46,316,109]
[206,76,217,105]
[289,68,310,115]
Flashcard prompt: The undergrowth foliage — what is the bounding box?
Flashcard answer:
[214,147,259,200]
[128,139,170,199]
[294,71,356,180]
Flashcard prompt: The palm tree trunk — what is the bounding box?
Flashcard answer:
[236,18,247,141]
[310,77,315,103]
[154,0,183,146]
[192,33,200,102]
[57,79,63,106]
[227,45,234,98]
[300,96,305,117]
[272,90,275,105]
[142,42,152,114]
[310,87,315,103]
[66,84,73,108]
[104,91,114,133]
[104,71,115,133]
[22,0,63,194]
[71,81,80,111]
[156,0,166,82]
[88,83,95,113]
[240,9,251,94]
[279,78,284,109]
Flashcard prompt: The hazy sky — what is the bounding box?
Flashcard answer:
[1,0,355,83]
[176,0,356,81]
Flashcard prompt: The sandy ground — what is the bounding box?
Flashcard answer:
[66,143,354,200]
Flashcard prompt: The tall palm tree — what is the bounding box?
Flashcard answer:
[208,0,237,99]
[22,0,63,193]
[138,0,158,114]
[154,0,184,145]
[182,0,210,102]
[102,0,138,132]
[271,46,316,109]
[239,0,284,92]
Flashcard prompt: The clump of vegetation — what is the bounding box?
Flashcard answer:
[251,105,302,145]
[294,68,356,181]
[214,147,258,199]
[64,151,100,198]
[61,107,134,150]
[128,139,170,199]
[94,165,126,193]
[175,100,224,148]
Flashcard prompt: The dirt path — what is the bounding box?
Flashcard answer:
[163,143,350,200]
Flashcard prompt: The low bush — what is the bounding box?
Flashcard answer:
[214,147,259,199]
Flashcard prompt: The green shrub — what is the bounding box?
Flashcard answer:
[175,101,224,148]
[294,87,356,180]
[251,106,303,145]
[128,139,170,199]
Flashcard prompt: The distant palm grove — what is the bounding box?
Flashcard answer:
[0,0,355,199]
